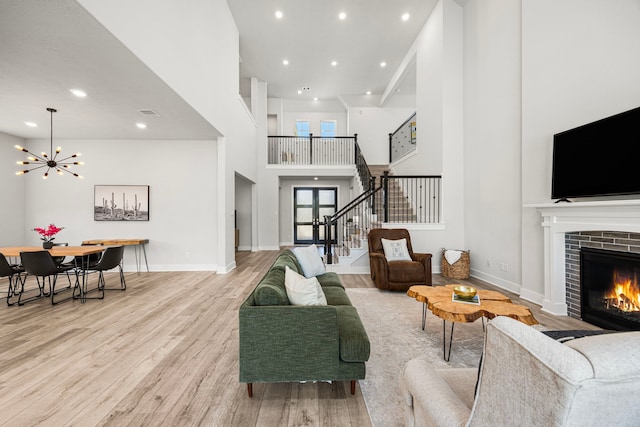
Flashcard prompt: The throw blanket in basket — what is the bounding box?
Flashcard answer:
[444,249,462,265]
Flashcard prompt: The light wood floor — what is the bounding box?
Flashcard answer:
[0,251,597,426]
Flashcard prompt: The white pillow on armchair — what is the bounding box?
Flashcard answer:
[381,238,412,261]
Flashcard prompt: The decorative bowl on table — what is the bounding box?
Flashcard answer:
[453,285,477,300]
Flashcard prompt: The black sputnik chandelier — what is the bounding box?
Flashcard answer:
[16,107,83,179]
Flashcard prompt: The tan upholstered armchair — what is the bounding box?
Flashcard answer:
[400,316,640,427]
[367,228,432,291]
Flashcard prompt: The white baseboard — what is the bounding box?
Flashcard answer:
[217,261,237,274]
[519,287,544,307]
[124,263,217,272]
[470,268,521,295]
[258,245,281,251]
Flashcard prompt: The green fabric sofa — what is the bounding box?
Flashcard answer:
[239,250,370,397]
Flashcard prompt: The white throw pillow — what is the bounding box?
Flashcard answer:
[292,244,326,278]
[285,266,327,306]
[381,238,412,261]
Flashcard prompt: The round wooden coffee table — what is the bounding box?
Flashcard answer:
[407,284,538,361]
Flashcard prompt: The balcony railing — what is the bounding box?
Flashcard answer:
[267,133,442,264]
[389,112,416,163]
[323,173,442,264]
[269,133,372,194]
[268,134,357,166]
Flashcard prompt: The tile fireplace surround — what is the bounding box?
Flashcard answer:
[531,200,640,316]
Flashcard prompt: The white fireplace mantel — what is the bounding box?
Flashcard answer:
[527,199,640,316]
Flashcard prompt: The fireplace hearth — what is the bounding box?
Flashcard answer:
[581,247,640,331]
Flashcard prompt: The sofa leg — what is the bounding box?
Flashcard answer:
[351,380,356,395]
[247,383,253,398]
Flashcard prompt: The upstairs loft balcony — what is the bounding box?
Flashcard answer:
[268,135,443,266]
[268,135,358,167]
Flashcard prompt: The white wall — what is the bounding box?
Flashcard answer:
[390,0,465,260]
[520,0,640,303]
[348,107,415,165]
[78,0,258,272]
[0,133,26,245]
[267,98,284,135]
[235,174,253,251]
[341,0,465,270]
[19,138,217,271]
[395,1,449,176]
[462,0,523,293]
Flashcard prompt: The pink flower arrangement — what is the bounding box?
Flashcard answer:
[33,223,64,242]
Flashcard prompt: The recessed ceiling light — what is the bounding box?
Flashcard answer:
[275,10,283,19]
[136,123,147,129]
[25,121,38,127]
[338,12,346,20]
[283,59,289,65]
[313,97,318,101]
[331,61,337,66]
[366,91,372,95]
[380,61,387,67]
[402,13,410,21]
[70,88,87,98]
[314,177,319,181]
[297,90,302,94]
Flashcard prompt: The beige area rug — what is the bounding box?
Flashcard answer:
[346,288,486,427]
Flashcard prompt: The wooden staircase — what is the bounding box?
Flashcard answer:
[368,165,417,223]
[326,165,417,272]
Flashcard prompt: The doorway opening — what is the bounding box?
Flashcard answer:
[293,187,337,245]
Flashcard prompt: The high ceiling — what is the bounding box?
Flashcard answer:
[0,0,434,141]
[0,0,219,140]
[228,0,436,105]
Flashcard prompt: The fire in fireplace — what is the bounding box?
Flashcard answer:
[604,270,640,312]
[581,247,640,331]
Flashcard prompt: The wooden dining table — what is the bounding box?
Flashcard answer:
[0,245,108,304]
[82,239,149,272]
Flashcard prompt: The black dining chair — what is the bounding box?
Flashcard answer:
[0,254,25,306]
[19,251,76,305]
[60,242,104,272]
[75,246,125,300]
[51,242,78,288]
[90,245,126,292]
[51,242,69,265]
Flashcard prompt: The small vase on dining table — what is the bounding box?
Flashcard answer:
[43,241,54,249]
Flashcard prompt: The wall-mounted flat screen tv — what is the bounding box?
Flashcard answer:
[552,106,640,200]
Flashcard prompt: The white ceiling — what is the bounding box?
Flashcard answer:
[228,0,435,104]
[0,0,219,140]
[0,0,434,141]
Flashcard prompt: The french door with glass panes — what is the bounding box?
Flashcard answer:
[293,187,337,245]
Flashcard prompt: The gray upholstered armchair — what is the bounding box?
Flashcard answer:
[400,316,640,427]
[368,228,432,291]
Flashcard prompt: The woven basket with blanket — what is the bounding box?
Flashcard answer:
[441,248,470,279]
